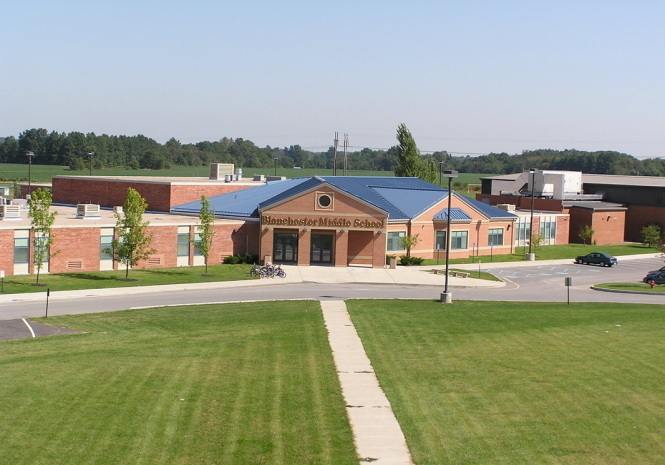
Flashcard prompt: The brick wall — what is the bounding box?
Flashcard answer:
[0,229,14,275]
[591,210,626,245]
[625,206,665,242]
[50,227,102,273]
[170,184,252,210]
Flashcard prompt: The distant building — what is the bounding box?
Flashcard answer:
[477,170,665,244]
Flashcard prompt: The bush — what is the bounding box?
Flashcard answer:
[223,253,258,265]
[398,255,424,266]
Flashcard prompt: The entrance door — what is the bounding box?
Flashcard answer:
[273,233,298,263]
[311,233,334,264]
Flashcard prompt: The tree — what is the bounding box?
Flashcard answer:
[194,195,216,275]
[394,124,422,178]
[27,188,58,285]
[400,234,420,258]
[420,157,438,184]
[110,188,156,280]
[579,225,594,246]
[640,224,662,249]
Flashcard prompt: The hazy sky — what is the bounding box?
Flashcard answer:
[2,1,664,159]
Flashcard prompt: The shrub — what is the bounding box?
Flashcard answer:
[398,255,424,266]
[223,253,258,265]
[223,255,240,264]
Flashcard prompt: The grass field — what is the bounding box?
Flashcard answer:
[0,162,490,188]
[0,264,255,294]
[0,301,358,465]
[347,300,665,465]
[422,242,658,266]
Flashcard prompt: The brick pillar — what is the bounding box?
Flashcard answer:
[297,229,311,266]
[334,230,348,267]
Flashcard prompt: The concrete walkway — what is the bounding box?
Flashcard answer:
[321,299,414,465]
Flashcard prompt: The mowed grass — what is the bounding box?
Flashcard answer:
[1,264,255,294]
[0,301,357,465]
[347,300,665,465]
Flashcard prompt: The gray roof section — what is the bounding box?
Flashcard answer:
[564,201,627,211]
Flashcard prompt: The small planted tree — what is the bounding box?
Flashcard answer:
[579,225,594,246]
[194,195,215,276]
[28,188,59,285]
[110,187,156,280]
[640,224,662,249]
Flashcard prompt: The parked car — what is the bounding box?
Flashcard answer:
[574,252,618,267]
[647,265,665,274]
[643,271,665,284]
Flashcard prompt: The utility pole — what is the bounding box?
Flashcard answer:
[343,134,349,175]
[332,132,339,175]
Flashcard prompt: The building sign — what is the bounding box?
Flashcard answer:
[262,215,384,229]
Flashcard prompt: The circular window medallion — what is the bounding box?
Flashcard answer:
[317,194,332,208]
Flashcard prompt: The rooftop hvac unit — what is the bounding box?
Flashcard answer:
[0,204,22,220]
[77,204,101,219]
[496,203,516,211]
[113,206,123,214]
[209,163,235,180]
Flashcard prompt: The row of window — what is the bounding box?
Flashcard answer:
[14,234,204,264]
[387,221,557,253]
[386,229,497,252]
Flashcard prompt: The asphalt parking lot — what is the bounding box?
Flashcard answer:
[0,319,81,341]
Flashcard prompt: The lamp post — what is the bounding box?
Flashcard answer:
[26,151,34,197]
[441,169,458,304]
[527,169,536,260]
[273,157,278,176]
[438,160,444,185]
[88,152,95,176]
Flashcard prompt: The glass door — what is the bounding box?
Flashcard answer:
[273,233,298,263]
[311,234,334,264]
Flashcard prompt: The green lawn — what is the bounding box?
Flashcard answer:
[0,301,357,465]
[347,300,665,465]
[595,282,665,293]
[0,162,490,187]
[422,242,657,266]
[0,264,255,294]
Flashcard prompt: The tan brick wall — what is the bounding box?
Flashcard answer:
[591,211,626,245]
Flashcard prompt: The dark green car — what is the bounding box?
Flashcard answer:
[575,252,618,267]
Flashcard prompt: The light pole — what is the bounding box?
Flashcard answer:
[441,169,458,304]
[438,160,444,185]
[88,152,95,176]
[527,169,536,260]
[273,157,278,176]
[26,151,34,197]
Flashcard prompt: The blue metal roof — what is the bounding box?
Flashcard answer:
[171,176,517,221]
[433,207,472,221]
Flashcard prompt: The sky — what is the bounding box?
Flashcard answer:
[2,0,665,159]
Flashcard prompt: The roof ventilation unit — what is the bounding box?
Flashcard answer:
[77,204,101,219]
[0,204,21,220]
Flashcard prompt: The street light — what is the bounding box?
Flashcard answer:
[438,160,445,185]
[527,169,536,260]
[273,157,278,176]
[441,169,458,304]
[26,151,34,197]
[88,152,95,176]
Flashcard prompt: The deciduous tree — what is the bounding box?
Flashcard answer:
[28,188,58,284]
[110,188,156,280]
[194,195,215,275]
[394,124,422,178]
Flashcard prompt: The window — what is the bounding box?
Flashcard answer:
[488,228,503,246]
[193,233,203,256]
[540,220,556,241]
[177,233,190,256]
[517,222,530,243]
[435,230,446,251]
[100,234,114,260]
[451,231,468,250]
[14,238,29,264]
[387,231,405,251]
[34,235,49,264]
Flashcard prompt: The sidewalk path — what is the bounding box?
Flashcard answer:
[321,299,414,465]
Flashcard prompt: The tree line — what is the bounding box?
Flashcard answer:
[1,128,664,176]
